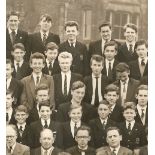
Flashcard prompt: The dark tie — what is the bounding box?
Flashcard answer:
[6,113,9,122]
[44,120,48,128]
[141,109,145,121]
[36,76,40,86]
[112,148,116,155]
[48,62,53,75]
[8,146,12,154]
[128,122,131,131]
[129,44,133,54]
[141,59,145,66]
[74,123,78,137]
[44,150,48,155]
[94,77,99,107]
[108,62,112,80]
[102,121,106,130]
[11,30,16,45]
[70,43,74,48]
[19,126,23,137]
[43,33,47,46]
[123,82,126,93]
[15,62,21,79]
[64,74,67,97]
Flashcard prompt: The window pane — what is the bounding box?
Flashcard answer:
[122,13,128,26]
[113,12,121,25]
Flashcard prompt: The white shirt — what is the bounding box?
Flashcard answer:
[126,42,135,51]
[6,77,12,89]
[41,118,50,127]
[32,72,42,85]
[7,142,16,154]
[41,146,54,155]
[110,104,116,112]
[68,40,76,47]
[91,74,103,105]
[120,78,129,100]
[100,118,108,125]
[46,59,55,68]
[126,120,135,130]
[14,60,24,71]
[40,31,49,41]
[61,71,71,95]
[110,145,120,155]
[137,104,147,125]
[17,122,26,131]
[6,108,13,123]
[70,120,81,137]
[8,28,18,35]
[105,59,114,76]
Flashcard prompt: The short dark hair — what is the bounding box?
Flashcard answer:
[71,81,85,91]
[75,125,91,136]
[65,21,79,31]
[6,89,13,96]
[15,105,29,114]
[135,39,148,50]
[68,104,82,114]
[115,63,130,73]
[13,43,25,51]
[90,54,104,66]
[124,23,138,33]
[136,84,148,95]
[29,52,45,64]
[35,84,49,95]
[104,41,118,51]
[40,14,52,23]
[38,100,51,111]
[106,126,122,137]
[45,42,58,51]
[7,11,20,21]
[98,100,110,108]
[104,84,119,95]
[6,59,14,68]
[122,102,136,111]
[99,22,112,31]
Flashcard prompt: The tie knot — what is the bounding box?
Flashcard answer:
[141,59,145,66]
[12,30,16,35]
[43,33,46,37]
[19,126,23,131]
[16,62,20,66]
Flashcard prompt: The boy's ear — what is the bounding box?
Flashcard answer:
[11,50,14,56]
[44,51,47,55]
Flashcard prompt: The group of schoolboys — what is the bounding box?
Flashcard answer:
[6,11,148,155]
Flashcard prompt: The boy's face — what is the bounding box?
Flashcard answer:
[123,108,136,122]
[30,58,45,74]
[59,58,72,73]
[6,94,14,109]
[65,26,79,41]
[36,89,49,103]
[100,26,112,41]
[91,60,103,76]
[98,104,110,119]
[14,111,28,124]
[7,15,19,30]
[75,130,90,149]
[136,89,148,107]
[117,71,129,82]
[106,130,122,148]
[71,87,85,104]
[104,91,119,106]
[104,45,117,61]
[124,27,137,43]
[6,63,13,79]
[39,106,52,120]
[69,107,82,123]
[40,17,52,32]
[136,44,148,59]
[12,48,25,62]
[45,49,58,61]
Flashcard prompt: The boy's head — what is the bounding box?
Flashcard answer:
[90,55,104,77]
[39,100,52,120]
[97,100,111,120]
[124,23,137,43]
[11,43,26,62]
[64,21,79,42]
[58,51,73,73]
[71,81,85,104]
[45,42,59,62]
[30,52,45,74]
[75,126,91,149]
[136,85,148,107]
[135,39,148,59]
[68,104,82,123]
[39,14,52,32]
[122,102,136,122]
[35,84,50,103]
[6,89,14,109]
[99,22,112,41]
[104,84,119,106]
[7,11,20,31]
[103,41,118,61]
[115,63,130,82]
[6,59,14,79]
[14,105,29,124]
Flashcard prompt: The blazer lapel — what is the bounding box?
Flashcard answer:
[29,75,36,98]
[13,143,21,155]
[126,79,132,100]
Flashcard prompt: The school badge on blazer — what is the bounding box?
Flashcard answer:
[136,137,140,144]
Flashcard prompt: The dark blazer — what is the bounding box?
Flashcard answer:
[89,118,117,149]
[30,147,62,155]
[12,61,32,80]
[8,77,23,107]
[83,75,109,105]
[59,41,89,76]
[96,146,133,155]
[6,29,29,60]
[55,121,85,150]
[119,121,147,150]
[20,73,55,110]
[118,42,138,63]
[102,59,119,83]
[28,119,58,149]
[56,102,97,124]
[129,60,148,81]
[7,109,16,125]
[113,78,140,105]
[6,142,30,155]
[29,32,60,55]
[53,73,83,109]
[66,146,96,155]
[42,60,60,76]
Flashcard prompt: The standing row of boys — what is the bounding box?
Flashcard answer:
[6,11,148,155]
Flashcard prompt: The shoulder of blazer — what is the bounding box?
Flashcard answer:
[129,78,140,84]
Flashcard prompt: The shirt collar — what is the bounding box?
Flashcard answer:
[99,117,108,124]
[32,72,42,79]
[126,41,135,48]
[41,146,54,154]
[17,122,26,129]
[14,60,24,67]
[6,107,13,113]
[105,59,115,66]
[61,71,71,76]
[7,142,16,153]
[40,31,49,37]
[138,57,148,64]
[110,104,116,111]
[46,59,54,65]
[70,120,81,127]
[68,40,76,46]
[41,118,51,126]
[92,73,102,78]
[110,145,120,154]
[126,120,135,127]
[8,28,18,35]
[137,104,147,111]
[78,145,88,151]
[120,78,129,84]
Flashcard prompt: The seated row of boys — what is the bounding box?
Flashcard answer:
[6,39,147,110]
[6,81,148,150]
